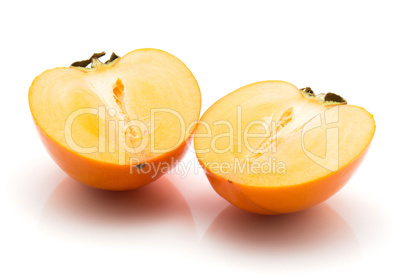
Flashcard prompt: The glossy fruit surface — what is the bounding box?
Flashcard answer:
[194,81,375,214]
[29,49,201,190]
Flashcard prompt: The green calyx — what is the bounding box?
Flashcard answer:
[71,52,120,68]
[300,87,347,105]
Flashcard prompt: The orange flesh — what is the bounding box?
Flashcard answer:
[194,81,375,214]
[29,49,201,190]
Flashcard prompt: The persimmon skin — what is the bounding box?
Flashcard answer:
[36,125,190,191]
[29,49,201,191]
[198,145,371,215]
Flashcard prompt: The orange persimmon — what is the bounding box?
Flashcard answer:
[29,49,201,190]
[194,81,375,214]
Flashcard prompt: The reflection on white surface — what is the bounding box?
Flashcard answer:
[39,176,197,246]
[7,158,385,276]
[201,203,361,272]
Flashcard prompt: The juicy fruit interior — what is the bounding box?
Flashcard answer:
[29,49,201,165]
[195,81,375,187]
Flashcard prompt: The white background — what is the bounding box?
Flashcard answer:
[1,0,401,277]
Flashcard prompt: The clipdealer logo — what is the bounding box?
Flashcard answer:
[63,105,340,173]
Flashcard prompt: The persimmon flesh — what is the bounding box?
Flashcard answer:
[29,49,201,190]
[194,81,375,214]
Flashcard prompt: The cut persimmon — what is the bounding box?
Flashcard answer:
[194,81,375,214]
[29,49,201,190]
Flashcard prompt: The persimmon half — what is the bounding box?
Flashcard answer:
[194,81,375,215]
[29,49,201,190]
